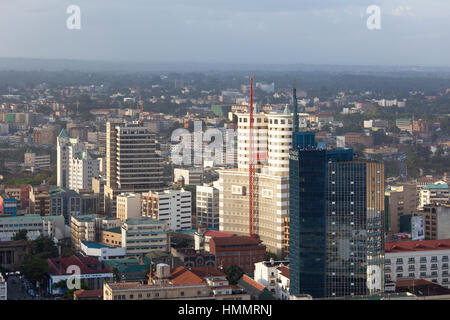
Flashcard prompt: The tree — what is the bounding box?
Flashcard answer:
[224,265,244,285]
[12,229,28,241]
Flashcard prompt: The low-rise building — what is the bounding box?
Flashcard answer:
[47,255,113,295]
[253,259,290,300]
[209,235,266,275]
[121,217,170,257]
[385,239,450,289]
[103,265,249,300]
[0,194,18,215]
[0,214,66,241]
[80,241,126,261]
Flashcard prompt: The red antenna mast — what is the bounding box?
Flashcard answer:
[249,76,256,237]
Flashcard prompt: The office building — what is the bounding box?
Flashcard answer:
[142,189,192,231]
[289,131,385,298]
[196,185,219,229]
[24,150,51,170]
[116,192,142,222]
[104,121,163,217]
[0,214,66,242]
[174,168,203,186]
[0,273,6,300]
[57,129,99,191]
[218,106,294,257]
[419,183,449,209]
[0,194,18,215]
[29,185,50,216]
[49,187,81,224]
[121,217,170,257]
[385,184,417,234]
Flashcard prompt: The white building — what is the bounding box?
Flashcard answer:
[142,189,192,231]
[254,260,290,300]
[196,185,219,229]
[116,192,142,221]
[121,216,170,257]
[419,183,449,209]
[0,273,6,300]
[57,129,99,191]
[218,106,293,256]
[80,241,126,261]
[385,239,450,288]
[0,214,66,242]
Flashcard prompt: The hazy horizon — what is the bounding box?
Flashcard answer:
[1,1,450,67]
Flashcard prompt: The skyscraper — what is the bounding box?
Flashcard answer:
[289,132,385,298]
[104,121,163,217]
[57,129,99,191]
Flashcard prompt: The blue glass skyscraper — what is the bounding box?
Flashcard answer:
[289,132,385,298]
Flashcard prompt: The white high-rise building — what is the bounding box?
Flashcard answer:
[196,185,220,229]
[218,106,295,257]
[57,129,99,191]
[142,189,192,231]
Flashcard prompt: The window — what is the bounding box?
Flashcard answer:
[396,258,403,264]
[420,257,427,263]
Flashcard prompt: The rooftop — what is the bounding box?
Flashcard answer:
[386,239,450,253]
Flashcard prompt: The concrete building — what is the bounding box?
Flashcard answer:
[254,260,290,300]
[209,235,266,275]
[49,187,81,225]
[219,107,294,257]
[24,150,51,170]
[0,194,18,215]
[174,168,203,186]
[103,265,250,300]
[0,240,28,270]
[195,185,219,229]
[4,185,32,212]
[385,184,417,234]
[142,189,192,231]
[92,176,106,214]
[116,192,142,222]
[385,239,450,288]
[57,129,99,191]
[0,214,66,242]
[80,241,126,261]
[419,183,449,209]
[0,273,6,300]
[437,204,450,239]
[104,121,163,217]
[29,185,50,216]
[121,217,170,257]
[70,214,121,252]
[396,118,413,134]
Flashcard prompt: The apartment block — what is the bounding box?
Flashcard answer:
[116,192,142,222]
[142,189,192,231]
[195,185,219,229]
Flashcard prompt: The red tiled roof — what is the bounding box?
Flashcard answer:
[240,274,265,291]
[204,230,234,238]
[277,266,290,278]
[385,239,450,253]
[47,255,111,275]
[211,236,263,247]
[74,289,103,299]
[170,269,204,286]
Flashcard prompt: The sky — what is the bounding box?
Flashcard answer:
[0,0,449,66]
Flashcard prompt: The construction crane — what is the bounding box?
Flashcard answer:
[249,76,257,238]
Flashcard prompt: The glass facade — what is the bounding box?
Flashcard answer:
[289,136,384,298]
